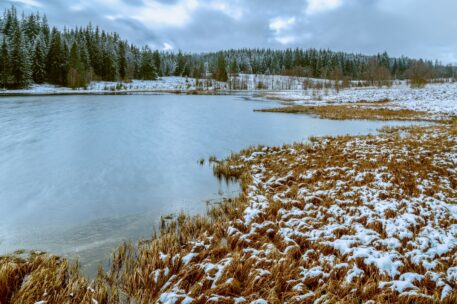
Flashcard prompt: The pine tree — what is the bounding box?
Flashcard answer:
[214,52,227,82]
[78,38,91,82]
[24,13,39,41]
[46,28,63,84]
[32,35,46,84]
[41,14,50,45]
[67,42,86,88]
[192,60,204,79]
[102,47,116,81]
[0,38,10,88]
[283,49,293,71]
[379,51,390,70]
[10,27,31,88]
[230,58,239,76]
[140,47,157,80]
[3,6,18,39]
[153,50,162,77]
[61,41,69,85]
[130,46,141,79]
[118,41,127,80]
[88,26,102,77]
[174,51,186,76]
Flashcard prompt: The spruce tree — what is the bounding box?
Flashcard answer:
[67,42,86,88]
[32,36,46,84]
[0,38,9,88]
[78,39,91,82]
[192,60,204,79]
[41,14,50,45]
[10,27,31,88]
[140,47,157,80]
[46,28,63,84]
[283,49,293,71]
[174,51,186,76]
[153,50,162,77]
[118,41,127,80]
[3,6,18,39]
[24,13,38,41]
[101,47,117,81]
[128,46,140,79]
[230,58,239,76]
[214,52,227,82]
[61,41,69,85]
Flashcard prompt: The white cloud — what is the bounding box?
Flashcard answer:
[269,16,296,34]
[89,0,200,28]
[275,35,296,45]
[209,1,243,19]
[163,42,174,51]
[105,14,121,21]
[10,0,42,7]
[306,0,343,15]
[269,16,297,45]
[131,0,199,28]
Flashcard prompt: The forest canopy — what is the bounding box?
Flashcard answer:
[0,6,454,89]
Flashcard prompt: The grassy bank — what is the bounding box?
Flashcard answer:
[254,104,440,122]
[1,114,456,303]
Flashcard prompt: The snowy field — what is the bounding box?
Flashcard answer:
[230,74,330,90]
[0,74,321,95]
[0,77,227,95]
[262,81,457,116]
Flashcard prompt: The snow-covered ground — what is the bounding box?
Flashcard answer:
[0,74,320,95]
[2,75,456,116]
[262,81,457,116]
[0,77,227,95]
[231,74,330,90]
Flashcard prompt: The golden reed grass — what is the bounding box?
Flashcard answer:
[254,104,440,122]
[1,112,456,304]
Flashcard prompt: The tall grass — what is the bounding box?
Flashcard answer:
[255,104,438,122]
[1,112,456,303]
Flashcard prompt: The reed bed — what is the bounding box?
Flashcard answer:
[255,104,440,122]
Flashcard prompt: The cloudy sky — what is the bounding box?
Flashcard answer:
[3,0,457,63]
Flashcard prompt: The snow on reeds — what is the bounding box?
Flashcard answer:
[1,117,456,304]
[254,104,438,122]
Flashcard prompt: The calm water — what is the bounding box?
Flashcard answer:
[0,94,417,274]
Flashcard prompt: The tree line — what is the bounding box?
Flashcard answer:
[0,6,454,89]
[0,6,159,89]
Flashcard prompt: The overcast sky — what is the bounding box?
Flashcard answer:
[3,0,457,63]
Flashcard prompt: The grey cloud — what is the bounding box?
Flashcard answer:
[1,0,457,62]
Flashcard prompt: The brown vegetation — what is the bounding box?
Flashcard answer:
[1,115,456,304]
[255,104,438,122]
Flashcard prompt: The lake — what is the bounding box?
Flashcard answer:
[0,94,418,274]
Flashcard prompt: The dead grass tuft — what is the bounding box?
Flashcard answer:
[255,104,438,122]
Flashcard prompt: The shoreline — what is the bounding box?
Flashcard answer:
[2,79,457,118]
[0,89,250,97]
